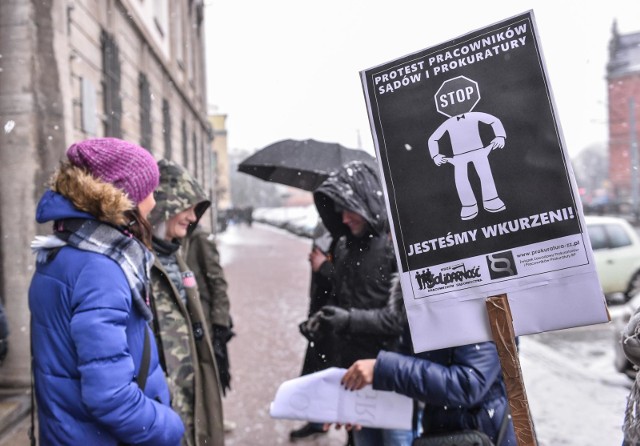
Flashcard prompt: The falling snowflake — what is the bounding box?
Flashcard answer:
[4,120,15,134]
[405,144,412,151]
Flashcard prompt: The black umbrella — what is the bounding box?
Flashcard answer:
[237,139,377,191]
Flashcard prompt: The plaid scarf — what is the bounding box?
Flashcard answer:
[31,219,154,321]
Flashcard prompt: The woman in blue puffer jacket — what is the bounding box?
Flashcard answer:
[29,138,184,445]
[340,278,516,445]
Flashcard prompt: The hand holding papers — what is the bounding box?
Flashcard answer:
[269,368,412,430]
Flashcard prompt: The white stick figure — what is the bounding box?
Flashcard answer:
[428,111,506,220]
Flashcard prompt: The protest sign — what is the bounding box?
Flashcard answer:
[360,10,609,352]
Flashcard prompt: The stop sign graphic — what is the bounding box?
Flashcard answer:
[434,76,480,118]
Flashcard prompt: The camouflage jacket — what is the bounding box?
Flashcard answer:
[182,227,231,329]
[148,159,211,231]
[150,252,224,446]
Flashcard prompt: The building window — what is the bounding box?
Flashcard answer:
[195,0,204,27]
[186,4,195,82]
[193,132,199,180]
[174,3,184,68]
[182,119,189,169]
[101,30,122,138]
[81,78,97,136]
[200,137,207,188]
[139,73,152,150]
[162,99,172,159]
[153,0,168,37]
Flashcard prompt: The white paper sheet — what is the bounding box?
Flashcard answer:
[269,368,413,430]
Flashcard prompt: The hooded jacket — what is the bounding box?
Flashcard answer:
[371,281,516,445]
[148,159,224,446]
[29,166,184,445]
[182,227,231,330]
[182,226,234,395]
[313,161,401,368]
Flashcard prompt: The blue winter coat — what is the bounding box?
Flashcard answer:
[373,342,516,445]
[29,190,184,445]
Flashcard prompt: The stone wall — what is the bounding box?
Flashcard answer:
[0,0,213,387]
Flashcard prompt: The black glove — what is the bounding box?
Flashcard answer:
[212,324,235,396]
[299,311,324,342]
[319,306,350,333]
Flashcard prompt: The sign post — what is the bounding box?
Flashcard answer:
[486,294,536,445]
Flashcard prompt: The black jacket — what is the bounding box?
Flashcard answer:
[313,161,402,368]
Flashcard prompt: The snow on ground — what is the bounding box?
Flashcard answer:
[520,335,629,445]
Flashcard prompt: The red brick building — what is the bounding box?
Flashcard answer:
[607,21,640,203]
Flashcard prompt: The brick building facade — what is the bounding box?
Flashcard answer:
[607,21,640,204]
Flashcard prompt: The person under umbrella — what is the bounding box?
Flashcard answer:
[302,160,412,445]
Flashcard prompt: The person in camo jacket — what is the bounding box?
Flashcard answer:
[182,225,234,398]
[148,159,225,446]
[182,223,236,433]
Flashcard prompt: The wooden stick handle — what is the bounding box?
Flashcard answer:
[486,294,537,446]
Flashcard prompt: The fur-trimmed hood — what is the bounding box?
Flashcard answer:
[37,163,134,227]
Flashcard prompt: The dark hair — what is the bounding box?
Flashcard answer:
[124,208,154,249]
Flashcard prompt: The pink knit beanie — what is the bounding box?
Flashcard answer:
[66,137,160,205]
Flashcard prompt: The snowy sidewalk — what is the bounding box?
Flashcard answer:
[520,335,629,445]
